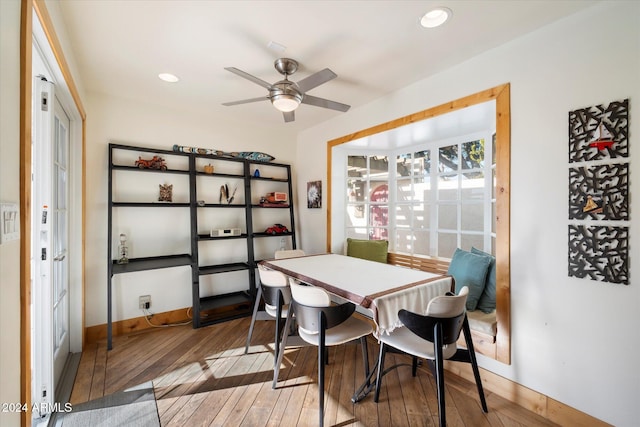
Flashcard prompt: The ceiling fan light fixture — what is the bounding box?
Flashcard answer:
[271,94,302,112]
[420,7,452,28]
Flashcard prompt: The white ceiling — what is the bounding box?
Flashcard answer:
[57,0,598,132]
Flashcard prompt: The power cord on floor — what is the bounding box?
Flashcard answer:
[141,307,192,328]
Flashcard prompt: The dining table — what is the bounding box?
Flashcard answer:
[260,253,453,401]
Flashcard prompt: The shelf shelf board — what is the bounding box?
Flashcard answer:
[251,176,288,182]
[198,234,247,241]
[111,254,192,275]
[197,203,245,208]
[111,164,190,175]
[198,291,253,314]
[252,204,290,208]
[199,262,251,275]
[252,232,293,238]
[195,171,244,179]
[112,202,190,207]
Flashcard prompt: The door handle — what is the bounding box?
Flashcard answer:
[53,254,66,261]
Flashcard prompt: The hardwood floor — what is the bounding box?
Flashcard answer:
[70,317,559,426]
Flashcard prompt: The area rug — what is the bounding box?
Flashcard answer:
[54,382,160,427]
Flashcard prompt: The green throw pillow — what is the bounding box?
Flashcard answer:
[447,248,491,311]
[346,238,388,263]
[471,247,497,313]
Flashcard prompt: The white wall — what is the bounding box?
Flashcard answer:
[296,3,639,426]
[0,1,23,425]
[84,92,298,326]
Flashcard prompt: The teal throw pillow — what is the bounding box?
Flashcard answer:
[346,238,388,263]
[447,248,491,311]
[471,247,497,313]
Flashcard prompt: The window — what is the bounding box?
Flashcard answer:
[346,134,494,258]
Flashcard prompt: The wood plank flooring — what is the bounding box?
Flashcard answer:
[70,317,559,426]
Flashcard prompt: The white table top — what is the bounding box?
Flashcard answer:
[261,253,453,335]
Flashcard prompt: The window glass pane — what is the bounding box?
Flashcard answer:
[367,155,389,182]
[439,145,458,173]
[437,232,457,258]
[437,174,458,200]
[346,204,366,226]
[438,204,457,229]
[57,123,67,167]
[346,228,368,240]
[461,171,484,200]
[347,177,366,202]
[491,133,497,165]
[396,178,412,202]
[461,139,484,169]
[413,203,430,229]
[461,203,484,231]
[369,205,388,228]
[369,183,388,203]
[414,150,430,175]
[413,176,430,202]
[396,154,412,178]
[370,227,388,240]
[394,228,413,253]
[57,167,67,209]
[461,234,484,251]
[413,230,430,256]
[395,204,412,228]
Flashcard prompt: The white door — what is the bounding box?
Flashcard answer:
[31,77,70,420]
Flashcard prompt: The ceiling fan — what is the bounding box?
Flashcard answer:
[222,58,350,122]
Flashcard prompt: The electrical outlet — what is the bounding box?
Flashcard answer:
[139,295,151,310]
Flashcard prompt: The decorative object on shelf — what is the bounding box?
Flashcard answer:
[307,180,322,208]
[204,164,214,174]
[265,224,289,235]
[259,192,289,207]
[210,228,241,237]
[135,155,167,170]
[253,169,260,177]
[173,144,275,162]
[117,233,129,264]
[218,183,237,204]
[159,183,173,202]
[567,98,630,285]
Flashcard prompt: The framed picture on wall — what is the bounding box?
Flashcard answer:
[307,180,322,208]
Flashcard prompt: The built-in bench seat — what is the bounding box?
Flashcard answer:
[386,252,497,358]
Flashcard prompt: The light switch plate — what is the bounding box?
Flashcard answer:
[0,203,20,244]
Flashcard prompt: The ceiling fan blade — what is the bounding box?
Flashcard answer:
[222,96,269,106]
[224,67,273,89]
[296,68,337,92]
[283,111,295,122]
[302,94,350,112]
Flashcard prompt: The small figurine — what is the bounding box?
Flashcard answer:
[118,233,129,264]
[135,155,167,171]
[204,164,214,174]
[159,184,173,202]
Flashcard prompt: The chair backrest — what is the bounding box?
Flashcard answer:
[275,249,306,259]
[258,265,291,306]
[398,286,469,347]
[290,282,356,334]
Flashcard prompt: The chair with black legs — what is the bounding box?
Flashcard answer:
[245,250,305,354]
[284,281,373,427]
[374,286,488,427]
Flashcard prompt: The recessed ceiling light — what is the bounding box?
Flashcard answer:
[420,7,452,28]
[158,73,180,83]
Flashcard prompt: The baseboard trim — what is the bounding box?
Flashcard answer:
[444,362,610,426]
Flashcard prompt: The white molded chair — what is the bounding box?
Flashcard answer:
[278,281,373,427]
[274,249,306,259]
[373,286,488,427]
[245,250,305,354]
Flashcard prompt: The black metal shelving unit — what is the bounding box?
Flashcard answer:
[107,143,296,348]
